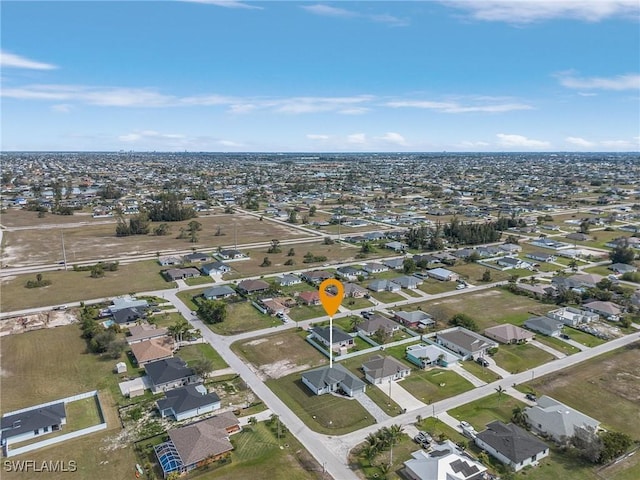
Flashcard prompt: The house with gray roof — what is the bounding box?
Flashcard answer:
[427,267,458,282]
[362,355,410,385]
[145,358,200,394]
[344,282,368,298]
[474,421,549,472]
[403,440,487,480]
[525,395,600,443]
[524,316,564,337]
[164,267,201,281]
[484,324,534,344]
[1,403,67,450]
[582,300,622,321]
[406,343,460,368]
[201,261,231,275]
[357,314,400,336]
[435,327,498,360]
[277,274,302,286]
[203,285,236,300]
[382,257,405,270]
[309,326,354,352]
[367,279,401,292]
[609,263,637,275]
[392,275,423,289]
[237,279,270,294]
[126,324,169,345]
[362,262,388,274]
[394,310,435,329]
[157,384,221,421]
[546,306,598,326]
[301,364,366,397]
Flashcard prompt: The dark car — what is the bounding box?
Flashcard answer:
[475,357,489,367]
[560,333,570,340]
[525,393,537,402]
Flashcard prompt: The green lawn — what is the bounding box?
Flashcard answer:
[448,392,528,432]
[450,263,512,283]
[416,417,467,444]
[149,311,186,328]
[564,326,607,347]
[177,287,209,311]
[1,260,174,311]
[342,296,375,310]
[533,334,581,355]
[459,359,502,382]
[418,279,458,295]
[176,343,228,370]
[208,302,282,335]
[267,374,375,435]
[491,343,555,374]
[399,368,474,404]
[184,275,216,286]
[382,341,422,368]
[288,304,327,321]
[370,291,405,304]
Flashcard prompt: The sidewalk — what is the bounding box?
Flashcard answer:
[486,357,511,378]
[530,339,565,359]
[449,363,487,387]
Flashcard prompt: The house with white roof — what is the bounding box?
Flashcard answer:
[525,395,600,443]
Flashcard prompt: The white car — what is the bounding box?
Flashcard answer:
[456,284,466,290]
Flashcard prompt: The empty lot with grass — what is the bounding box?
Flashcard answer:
[399,368,474,404]
[491,343,556,374]
[448,392,528,432]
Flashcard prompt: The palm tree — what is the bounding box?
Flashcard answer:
[511,405,528,428]
[360,444,378,467]
[495,385,506,407]
[350,315,363,332]
[365,432,381,450]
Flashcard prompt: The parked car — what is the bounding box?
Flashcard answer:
[560,333,570,340]
[459,421,471,429]
[525,393,537,402]
[414,432,431,448]
[456,283,466,290]
[475,357,489,367]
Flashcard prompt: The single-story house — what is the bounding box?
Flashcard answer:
[300,270,333,285]
[237,279,270,295]
[405,343,460,368]
[277,274,302,286]
[343,283,368,298]
[309,326,354,352]
[608,263,637,274]
[385,241,407,252]
[526,252,556,263]
[201,262,232,275]
[367,279,401,292]
[164,268,201,282]
[203,285,236,300]
[499,243,522,254]
[530,238,570,250]
[403,440,487,480]
[357,314,401,336]
[158,256,183,266]
[109,295,149,313]
[362,262,388,274]
[260,298,289,316]
[145,358,200,394]
[474,421,549,472]
[361,355,411,385]
[183,252,209,263]
[382,258,405,270]
[298,291,321,306]
[565,232,590,242]
[515,283,557,298]
[552,273,603,291]
[112,306,146,327]
[524,316,564,337]
[435,327,498,360]
[484,324,534,344]
[525,395,600,443]
[546,307,598,326]
[427,268,458,282]
[391,275,423,289]
[217,249,246,260]
[394,310,435,329]
[336,266,367,281]
[155,412,241,478]
[131,337,175,366]
[301,364,366,397]
[157,384,221,421]
[1,403,67,450]
[496,257,531,270]
[582,300,622,321]
[126,324,169,345]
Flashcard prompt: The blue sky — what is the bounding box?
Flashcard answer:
[2,0,639,152]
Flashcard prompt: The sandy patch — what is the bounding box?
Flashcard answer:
[245,337,269,346]
[0,310,78,336]
[260,359,312,379]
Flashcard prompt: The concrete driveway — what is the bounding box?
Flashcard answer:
[375,380,426,411]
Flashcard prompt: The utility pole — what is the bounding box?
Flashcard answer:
[61,231,68,271]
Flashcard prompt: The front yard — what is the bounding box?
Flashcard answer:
[491,343,555,374]
[399,368,474,404]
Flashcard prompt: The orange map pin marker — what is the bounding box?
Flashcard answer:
[318,278,344,317]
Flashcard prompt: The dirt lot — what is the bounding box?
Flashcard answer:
[0,310,78,336]
[1,212,314,266]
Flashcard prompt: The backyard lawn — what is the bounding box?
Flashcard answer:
[399,368,474,404]
[491,343,555,374]
[267,374,376,435]
[448,392,528,432]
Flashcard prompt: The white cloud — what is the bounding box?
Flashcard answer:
[119,130,186,142]
[458,140,491,148]
[444,0,639,23]
[274,95,373,114]
[302,4,408,26]
[307,134,330,140]
[0,50,58,70]
[600,139,639,149]
[218,139,244,147]
[376,132,407,146]
[496,133,550,148]
[386,99,533,113]
[556,72,640,91]
[51,104,72,113]
[183,0,263,10]
[347,133,367,144]
[565,136,595,147]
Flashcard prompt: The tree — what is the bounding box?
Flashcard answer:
[448,313,478,331]
[350,315,363,332]
[361,444,378,467]
[287,248,295,256]
[106,339,127,359]
[609,243,636,265]
[287,209,298,224]
[572,426,604,463]
[568,259,578,272]
[284,258,295,266]
[198,299,227,324]
[495,385,505,406]
[309,205,317,216]
[268,239,282,254]
[168,319,190,344]
[373,327,390,345]
[403,258,417,274]
[153,223,171,236]
[598,431,632,464]
[260,256,272,267]
[579,220,591,234]
[248,416,258,427]
[482,269,492,282]
[511,406,528,428]
[360,242,374,254]
[191,357,214,378]
[90,264,105,278]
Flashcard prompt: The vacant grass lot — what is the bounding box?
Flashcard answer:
[491,343,555,374]
[564,326,607,347]
[232,330,327,371]
[209,302,282,335]
[267,374,375,435]
[409,288,553,330]
[399,368,474,404]
[418,278,458,295]
[2,212,310,266]
[1,260,173,311]
[448,392,528,432]
[516,343,640,438]
[370,290,406,304]
[534,334,581,355]
[177,343,228,370]
[459,360,502,382]
[449,263,512,283]
[342,296,375,310]
[288,304,327,322]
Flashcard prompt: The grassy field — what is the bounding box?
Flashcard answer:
[208,301,282,335]
[0,325,137,480]
[2,212,311,265]
[267,374,375,435]
[288,304,327,322]
[459,359,502,382]
[534,334,581,355]
[409,288,553,329]
[417,417,467,444]
[184,275,216,286]
[342,296,375,310]
[176,343,228,370]
[232,330,327,373]
[448,392,528,432]
[564,326,607,347]
[449,263,513,283]
[418,278,458,295]
[515,343,640,438]
[491,343,556,374]
[370,290,406,304]
[399,368,474,404]
[1,260,174,311]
